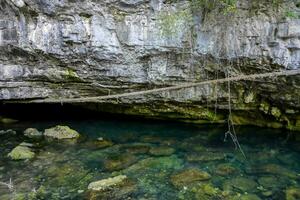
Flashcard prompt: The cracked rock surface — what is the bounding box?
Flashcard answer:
[0,0,299,130]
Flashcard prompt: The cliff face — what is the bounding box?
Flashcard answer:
[0,0,300,130]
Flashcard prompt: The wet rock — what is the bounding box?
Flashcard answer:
[0,129,16,135]
[123,155,184,174]
[241,194,262,200]
[160,138,177,146]
[230,194,262,200]
[258,176,285,190]
[120,155,183,197]
[286,187,300,200]
[8,143,35,160]
[45,161,94,192]
[249,150,278,163]
[104,153,138,171]
[26,185,48,200]
[24,128,43,138]
[87,175,137,200]
[223,177,258,192]
[140,135,162,143]
[261,190,274,197]
[277,153,300,167]
[88,175,127,191]
[0,117,18,124]
[120,143,150,154]
[149,146,175,156]
[19,142,34,147]
[246,164,299,179]
[186,152,225,162]
[44,125,80,139]
[215,163,238,176]
[170,168,211,188]
[118,132,142,143]
[181,183,225,200]
[94,137,114,149]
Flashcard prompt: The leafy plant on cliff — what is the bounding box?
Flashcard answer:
[158,0,289,36]
[158,9,193,36]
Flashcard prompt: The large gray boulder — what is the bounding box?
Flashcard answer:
[44,125,80,139]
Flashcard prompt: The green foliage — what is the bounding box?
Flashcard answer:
[285,10,299,19]
[190,0,237,14]
[250,0,284,11]
[158,0,293,36]
[158,9,193,36]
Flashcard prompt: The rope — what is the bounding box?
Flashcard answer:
[19,69,300,103]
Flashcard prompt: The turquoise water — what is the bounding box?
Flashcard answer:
[0,119,300,200]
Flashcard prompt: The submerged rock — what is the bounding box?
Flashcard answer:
[123,155,184,174]
[24,128,43,138]
[104,153,138,171]
[286,187,300,200]
[87,175,137,200]
[215,163,238,176]
[44,125,80,139]
[149,146,175,156]
[140,135,162,144]
[246,164,299,179]
[0,129,16,135]
[179,183,225,200]
[120,143,150,154]
[223,177,258,192]
[230,194,262,200]
[8,143,35,160]
[257,176,285,190]
[170,168,211,188]
[43,160,94,196]
[186,152,225,162]
[94,137,114,149]
[88,175,127,191]
[0,117,18,124]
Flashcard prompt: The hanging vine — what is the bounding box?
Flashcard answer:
[223,69,246,158]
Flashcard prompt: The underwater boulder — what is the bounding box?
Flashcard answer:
[178,183,225,200]
[149,146,175,156]
[44,125,80,139]
[230,194,262,200]
[170,168,211,188]
[120,143,151,154]
[8,143,35,160]
[87,175,137,200]
[246,164,299,180]
[0,129,16,135]
[24,128,43,138]
[88,175,127,191]
[258,176,286,190]
[186,152,225,162]
[94,137,114,149]
[104,153,138,172]
[123,155,184,174]
[223,177,258,193]
[286,187,300,200]
[215,163,238,176]
[0,116,18,124]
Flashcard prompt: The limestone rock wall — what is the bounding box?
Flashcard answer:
[0,0,300,130]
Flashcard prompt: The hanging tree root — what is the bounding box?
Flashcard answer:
[0,178,14,193]
[11,69,300,104]
[224,70,246,158]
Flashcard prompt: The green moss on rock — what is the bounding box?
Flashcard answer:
[8,145,35,160]
[44,125,80,139]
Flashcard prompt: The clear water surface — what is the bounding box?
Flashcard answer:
[0,118,299,200]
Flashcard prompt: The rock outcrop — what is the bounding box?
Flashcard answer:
[44,125,80,139]
[8,142,35,160]
[0,0,299,130]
